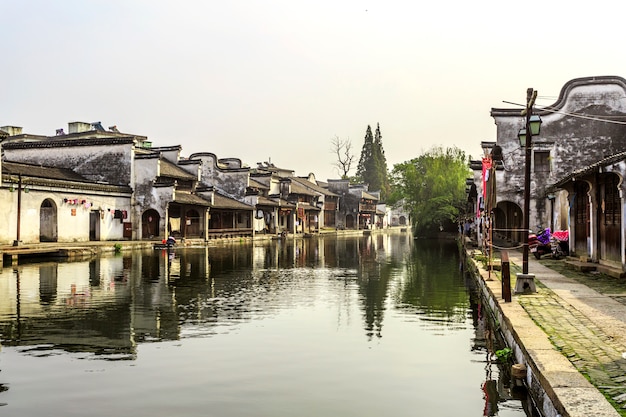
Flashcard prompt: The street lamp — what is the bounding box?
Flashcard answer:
[516,88,542,291]
[517,115,542,147]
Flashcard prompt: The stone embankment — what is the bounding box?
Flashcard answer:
[465,246,626,417]
[0,227,411,267]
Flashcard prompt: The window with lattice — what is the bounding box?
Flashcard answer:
[534,151,550,173]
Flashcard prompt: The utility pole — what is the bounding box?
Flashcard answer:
[515,88,542,293]
[521,88,537,275]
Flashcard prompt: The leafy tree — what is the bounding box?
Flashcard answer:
[356,123,390,200]
[390,146,470,237]
[330,135,355,179]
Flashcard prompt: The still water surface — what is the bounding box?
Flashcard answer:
[0,234,534,417]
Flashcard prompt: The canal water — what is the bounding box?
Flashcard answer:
[0,234,535,417]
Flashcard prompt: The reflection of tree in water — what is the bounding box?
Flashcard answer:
[0,237,473,359]
[359,272,388,340]
[393,240,468,323]
[357,235,409,340]
[0,382,7,407]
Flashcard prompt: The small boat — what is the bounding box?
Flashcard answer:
[154,236,176,250]
[272,231,289,240]
[153,243,174,250]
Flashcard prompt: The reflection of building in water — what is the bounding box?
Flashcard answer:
[0,259,135,356]
[0,236,421,358]
[0,254,181,357]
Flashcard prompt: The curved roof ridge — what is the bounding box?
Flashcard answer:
[491,75,626,117]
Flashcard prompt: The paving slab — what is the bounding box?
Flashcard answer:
[474,250,626,416]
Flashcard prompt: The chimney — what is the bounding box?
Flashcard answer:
[68,122,93,134]
[0,126,23,136]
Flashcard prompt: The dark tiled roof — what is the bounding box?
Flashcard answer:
[3,136,136,149]
[249,177,269,189]
[3,161,88,181]
[362,191,379,201]
[159,159,197,180]
[173,192,211,206]
[287,180,317,196]
[256,195,296,208]
[292,177,339,197]
[298,202,321,211]
[256,196,280,207]
[2,161,132,193]
[135,148,160,158]
[552,150,626,189]
[212,193,254,210]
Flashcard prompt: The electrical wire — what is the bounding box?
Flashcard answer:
[538,104,626,124]
[502,99,626,125]
[488,242,525,250]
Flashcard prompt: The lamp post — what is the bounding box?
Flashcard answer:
[517,88,542,289]
[13,174,23,247]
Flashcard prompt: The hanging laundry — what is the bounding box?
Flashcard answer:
[170,218,181,232]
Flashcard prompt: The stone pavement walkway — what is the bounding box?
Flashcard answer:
[502,251,626,416]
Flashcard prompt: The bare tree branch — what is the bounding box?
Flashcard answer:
[330,135,354,178]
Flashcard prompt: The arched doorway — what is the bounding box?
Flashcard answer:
[40,199,58,242]
[142,209,161,239]
[494,201,523,244]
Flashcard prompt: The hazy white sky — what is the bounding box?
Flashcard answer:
[2,1,625,180]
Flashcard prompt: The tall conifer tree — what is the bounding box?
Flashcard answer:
[356,123,390,200]
[373,123,390,200]
[356,125,375,183]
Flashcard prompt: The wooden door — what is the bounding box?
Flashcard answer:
[599,173,621,262]
[573,182,590,256]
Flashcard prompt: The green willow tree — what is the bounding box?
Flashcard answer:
[389,146,470,237]
[355,123,390,200]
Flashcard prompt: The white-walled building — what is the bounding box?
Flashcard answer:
[0,160,132,244]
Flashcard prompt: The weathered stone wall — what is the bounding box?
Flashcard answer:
[132,157,175,239]
[4,140,134,186]
[327,179,355,227]
[491,76,626,229]
[189,153,250,200]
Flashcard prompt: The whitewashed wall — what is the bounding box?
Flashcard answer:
[0,187,130,244]
[133,157,176,239]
